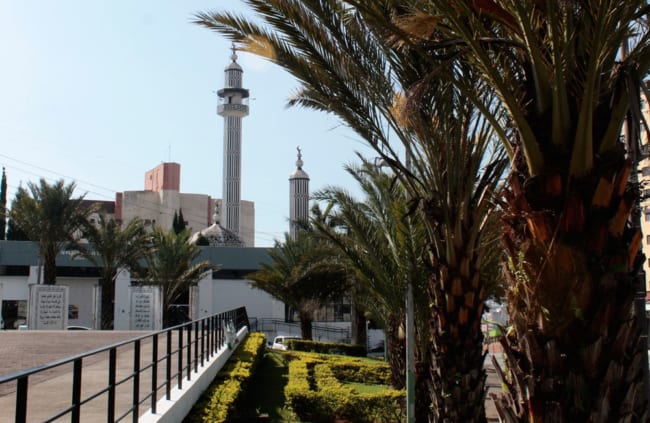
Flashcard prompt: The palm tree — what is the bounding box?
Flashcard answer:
[10,179,89,284]
[77,215,151,329]
[307,203,368,347]
[312,159,430,391]
[138,227,214,326]
[195,3,508,421]
[247,232,349,340]
[356,1,650,421]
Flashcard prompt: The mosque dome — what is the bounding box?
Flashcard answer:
[225,59,242,71]
[225,47,242,71]
[290,168,309,179]
[190,223,245,248]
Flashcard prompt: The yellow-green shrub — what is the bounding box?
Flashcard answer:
[185,332,266,423]
[284,351,405,423]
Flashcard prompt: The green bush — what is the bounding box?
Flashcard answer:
[284,351,405,423]
[185,332,266,423]
[286,339,367,357]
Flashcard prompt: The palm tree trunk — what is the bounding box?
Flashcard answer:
[386,313,406,389]
[298,310,313,340]
[100,277,114,329]
[43,248,57,285]
[428,266,487,423]
[351,301,367,346]
[496,167,648,422]
[415,358,433,423]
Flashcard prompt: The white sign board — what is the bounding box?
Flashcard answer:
[28,285,69,330]
[128,285,162,331]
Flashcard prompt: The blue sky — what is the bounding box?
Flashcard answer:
[0,1,374,247]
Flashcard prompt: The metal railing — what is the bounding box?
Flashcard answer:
[0,307,249,423]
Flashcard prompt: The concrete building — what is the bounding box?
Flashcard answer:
[111,162,255,246]
[0,241,280,330]
[115,162,213,234]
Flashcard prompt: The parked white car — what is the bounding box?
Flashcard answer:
[271,335,301,351]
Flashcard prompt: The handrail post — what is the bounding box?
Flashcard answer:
[177,327,183,389]
[132,339,141,423]
[151,334,158,414]
[207,317,212,358]
[71,358,82,423]
[212,316,217,355]
[194,321,199,372]
[201,319,205,366]
[108,348,116,423]
[186,323,192,381]
[166,330,172,400]
[15,376,28,423]
[218,315,222,351]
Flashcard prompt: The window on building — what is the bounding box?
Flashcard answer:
[647,234,650,245]
[643,166,650,177]
[645,212,650,222]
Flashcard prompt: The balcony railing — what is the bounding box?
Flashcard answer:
[0,307,249,423]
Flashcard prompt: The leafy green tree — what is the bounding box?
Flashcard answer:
[0,167,6,240]
[247,232,349,340]
[11,179,89,284]
[196,4,507,421]
[138,227,213,325]
[77,215,151,329]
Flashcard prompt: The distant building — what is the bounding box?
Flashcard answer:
[115,162,213,233]
[111,162,255,246]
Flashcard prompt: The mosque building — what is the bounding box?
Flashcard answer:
[116,47,255,247]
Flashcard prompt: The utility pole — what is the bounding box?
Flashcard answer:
[405,154,415,423]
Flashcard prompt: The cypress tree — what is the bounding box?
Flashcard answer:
[6,186,29,241]
[0,167,6,240]
[173,208,187,234]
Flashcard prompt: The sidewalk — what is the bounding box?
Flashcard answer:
[0,331,158,422]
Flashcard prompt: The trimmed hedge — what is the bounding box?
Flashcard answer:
[284,351,405,423]
[286,339,367,357]
[185,332,266,423]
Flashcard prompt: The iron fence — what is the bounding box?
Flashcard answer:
[0,307,249,423]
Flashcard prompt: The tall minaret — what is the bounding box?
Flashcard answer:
[289,146,310,240]
[217,44,249,238]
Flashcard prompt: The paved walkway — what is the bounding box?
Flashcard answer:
[0,331,160,422]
